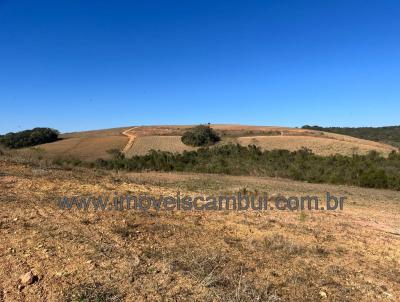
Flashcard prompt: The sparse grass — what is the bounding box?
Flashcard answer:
[113,222,140,239]
[168,246,278,301]
[126,135,196,157]
[20,135,128,161]
[299,211,307,222]
[63,283,123,302]
[175,178,226,192]
[1,160,400,301]
[263,234,307,256]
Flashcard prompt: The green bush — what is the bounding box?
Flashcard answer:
[0,127,59,149]
[181,125,221,147]
[359,169,388,188]
[93,144,400,191]
[106,148,125,160]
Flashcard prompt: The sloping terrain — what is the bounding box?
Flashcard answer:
[17,127,130,161]
[302,125,400,147]
[26,136,128,161]
[125,136,197,157]
[16,125,397,161]
[0,160,399,301]
[122,125,396,157]
[237,135,395,156]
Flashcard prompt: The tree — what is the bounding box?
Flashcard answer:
[0,128,59,149]
[181,125,221,147]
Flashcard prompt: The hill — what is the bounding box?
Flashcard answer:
[16,127,130,161]
[121,125,397,158]
[16,124,397,161]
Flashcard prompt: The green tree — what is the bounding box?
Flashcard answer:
[181,125,221,147]
[0,128,59,149]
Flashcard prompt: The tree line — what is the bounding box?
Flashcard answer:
[0,128,59,149]
[87,144,400,191]
[302,125,400,147]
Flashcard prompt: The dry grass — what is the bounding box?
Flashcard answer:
[237,135,395,156]
[0,159,400,301]
[13,124,397,161]
[125,136,197,157]
[11,126,132,161]
[17,135,128,161]
[121,125,396,157]
[61,126,132,139]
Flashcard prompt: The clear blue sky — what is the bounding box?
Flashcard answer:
[1,0,399,134]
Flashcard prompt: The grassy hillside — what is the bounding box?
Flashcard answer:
[122,125,396,158]
[16,127,130,161]
[125,136,196,157]
[13,125,397,161]
[237,135,394,156]
[302,125,400,147]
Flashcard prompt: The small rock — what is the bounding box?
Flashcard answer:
[319,291,327,299]
[55,271,69,277]
[18,271,38,288]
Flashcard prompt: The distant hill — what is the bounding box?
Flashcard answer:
[15,124,397,161]
[302,125,400,148]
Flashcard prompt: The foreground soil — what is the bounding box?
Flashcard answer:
[0,160,399,301]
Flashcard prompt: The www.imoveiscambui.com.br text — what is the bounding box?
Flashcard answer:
[59,192,345,211]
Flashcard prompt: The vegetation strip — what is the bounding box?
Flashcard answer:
[76,144,400,190]
[303,125,400,147]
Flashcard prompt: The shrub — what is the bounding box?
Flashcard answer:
[63,282,123,302]
[359,169,388,188]
[0,127,59,149]
[106,148,125,160]
[92,144,400,190]
[181,125,221,147]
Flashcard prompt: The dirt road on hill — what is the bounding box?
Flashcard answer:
[121,127,138,154]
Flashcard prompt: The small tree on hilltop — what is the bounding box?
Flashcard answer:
[181,124,221,147]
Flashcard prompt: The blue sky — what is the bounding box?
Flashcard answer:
[1,0,399,134]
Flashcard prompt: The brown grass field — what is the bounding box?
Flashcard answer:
[125,136,197,157]
[0,159,399,301]
[17,136,128,161]
[122,125,396,157]
[16,125,396,160]
[16,127,131,161]
[237,135,395,156]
